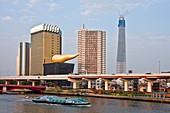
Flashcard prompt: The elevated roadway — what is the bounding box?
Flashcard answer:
[0,73,170,92]
[0,75,69,80]
[68,73,170,79]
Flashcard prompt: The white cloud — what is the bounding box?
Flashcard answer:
[19,16,37,23]
[127,34,170,52]
[150,35,170,43]
[48,2,62,11]
[11,0,20,4]
[0,16,12,22]
[27,0,41,8]
[81,10,94,16]
[80,0,164,16]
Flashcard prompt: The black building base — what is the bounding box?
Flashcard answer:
[44,63,74,75]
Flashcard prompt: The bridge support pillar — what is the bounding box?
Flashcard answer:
[118,78,129,91]
[68,78,79,89]
[2,86,7,93]
[73,82,77,89]
[147,81,152,92]
[124,81,128,91]
[5,81,9,85]
[82,78,92,89]
[32,81,35,86]
[88,80,92,89]
[17,81,20,85]
[104,80,109,90]
[143,78,156,92]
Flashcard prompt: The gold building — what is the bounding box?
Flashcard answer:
[78,27,106,74]
[30,23,62,75]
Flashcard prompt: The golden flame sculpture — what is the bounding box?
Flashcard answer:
[52,53,79,63]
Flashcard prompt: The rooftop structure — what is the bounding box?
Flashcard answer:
[30,23,61,34]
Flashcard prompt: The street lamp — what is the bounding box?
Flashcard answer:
[158,61,160,74]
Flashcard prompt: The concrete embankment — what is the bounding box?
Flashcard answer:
[44,92,170,104]
[81,93,170,103]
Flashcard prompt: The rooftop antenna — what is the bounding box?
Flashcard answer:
[83,24,85,29]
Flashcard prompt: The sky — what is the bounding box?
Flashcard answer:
[0,0,170,75]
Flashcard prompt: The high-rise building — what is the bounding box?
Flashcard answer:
[78,27,106,74]
[30,23,62,75]
[116,16,126,74]
[16,42,30,76]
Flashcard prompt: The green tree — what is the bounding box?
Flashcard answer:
[9,80,17,85]
[0,80,5,84]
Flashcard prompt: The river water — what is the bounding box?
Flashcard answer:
[0,94,170,113]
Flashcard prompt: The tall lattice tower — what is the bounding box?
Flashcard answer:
[116,15,126,74]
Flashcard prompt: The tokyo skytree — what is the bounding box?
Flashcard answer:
[116,15,126,74]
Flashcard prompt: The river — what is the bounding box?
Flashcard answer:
[0,94,170,113]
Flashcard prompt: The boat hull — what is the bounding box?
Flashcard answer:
[32,97,91,106]
[33,100,90,105]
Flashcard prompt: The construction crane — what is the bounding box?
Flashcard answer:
[119,10,129,19]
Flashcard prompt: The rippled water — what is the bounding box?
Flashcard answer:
[0,94,170,113]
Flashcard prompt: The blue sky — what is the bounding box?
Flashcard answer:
[0,0,170,75]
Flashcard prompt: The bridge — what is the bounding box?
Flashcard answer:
[0,84,46,93]
[0,73,170,92]
[0,75,68,86]
[68,74,170,79]
[68,73,170,92]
